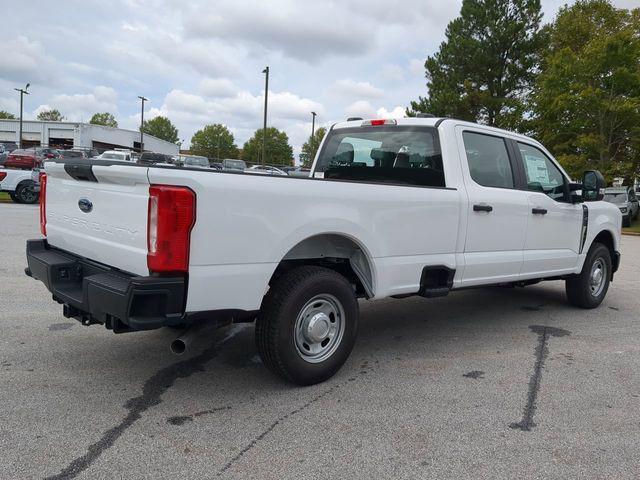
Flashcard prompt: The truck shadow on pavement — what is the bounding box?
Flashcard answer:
[42,283,582,480]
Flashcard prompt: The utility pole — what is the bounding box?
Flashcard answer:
[14,83,30,149]
[262,66,269,165]
[311,111,317,138]
[138,96,147,153]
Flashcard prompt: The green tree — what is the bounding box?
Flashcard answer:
[89,112,118,128]
[242,127,294,166]
[141,116,179,144]
[190,124,238,159]
[532,0,640,183]
[0,111,16,119]
[300,127,327,168]
[407,0,544,130]
[37,109,65,121]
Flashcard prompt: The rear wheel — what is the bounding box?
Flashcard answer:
[15,181,38,204]
[9,192,20,203]
[566,242,611,309]
[256,266,359,385]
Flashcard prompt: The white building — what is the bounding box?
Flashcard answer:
[0,119,179,155]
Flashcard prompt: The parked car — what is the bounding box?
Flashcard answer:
[210,162,223,170]
[0,168,40,203]
[39,147,61,159]
[1,142,19,153]
[222,158,246,172]
[138,152,174,165]
[4,149,45,170]
[174,155,209,168]
[604,187,639,227]
[247,165,288,176]
[59,149,88,160]
[95,150,134,162]
[26,117,621,386]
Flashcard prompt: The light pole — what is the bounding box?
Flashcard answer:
[14,83,30,149]
[138,95,147,152]
[262,66,269,165]
[311,111,317,138]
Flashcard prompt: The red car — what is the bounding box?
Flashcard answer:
[4,148,58,170]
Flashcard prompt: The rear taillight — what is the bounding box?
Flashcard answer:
[0,172,6,181]
[39,172,47,236]
[147,185,196,273]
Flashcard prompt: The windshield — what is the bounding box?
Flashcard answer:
[315,126,444,187]
[604,193,627,204]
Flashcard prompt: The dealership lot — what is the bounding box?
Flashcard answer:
[1,203,639,480]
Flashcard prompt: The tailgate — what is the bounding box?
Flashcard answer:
[44,162,150,275]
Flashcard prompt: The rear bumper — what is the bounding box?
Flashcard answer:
[25,239,186,332]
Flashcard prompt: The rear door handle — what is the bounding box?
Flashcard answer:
[532,208,548,215]
[473,204,493,212]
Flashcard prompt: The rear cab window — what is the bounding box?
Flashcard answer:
[314,125,445,187]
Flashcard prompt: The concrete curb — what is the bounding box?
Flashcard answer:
[622,231,640,237]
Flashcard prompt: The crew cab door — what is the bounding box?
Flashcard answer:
[456,127,528,286]
[514,142,582,276]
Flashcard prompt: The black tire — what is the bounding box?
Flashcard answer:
[256,266,359,385]
[15,181,39,204]
[566,242,611,309]
[9,192,20,203]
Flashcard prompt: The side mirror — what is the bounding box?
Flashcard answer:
[582,170,606,201]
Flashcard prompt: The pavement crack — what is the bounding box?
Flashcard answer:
[510,325,570,432]
[44,326,242,480]
[217,366,372,477]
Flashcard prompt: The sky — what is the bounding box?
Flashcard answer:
[0,0,638,159]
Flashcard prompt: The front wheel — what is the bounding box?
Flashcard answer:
[566,242,611,309]
[256,266,359,385]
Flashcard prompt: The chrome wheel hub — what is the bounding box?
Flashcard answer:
[589,258,607,297]
[294,294,345,363]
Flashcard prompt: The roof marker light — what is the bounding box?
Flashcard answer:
[362,119,397,126]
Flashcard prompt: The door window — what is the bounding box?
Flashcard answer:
[518,143,566,201]
[462,132,514,189]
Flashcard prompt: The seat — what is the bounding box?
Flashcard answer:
[393,152,410,168]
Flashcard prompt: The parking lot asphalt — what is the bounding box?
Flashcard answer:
[1,202,639,480]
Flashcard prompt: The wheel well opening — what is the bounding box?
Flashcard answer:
[270,234,374,298]
[593,230,614,257]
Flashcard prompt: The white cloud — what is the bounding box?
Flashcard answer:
[0,97,19,114]
[0,36,57,85]
[330,79,384,99]
[408,58,425,77]
[376,106,406,118]
[380,64,406,83]
[345,100,376,119]
[198,78,239,98]
[33,86,118,121]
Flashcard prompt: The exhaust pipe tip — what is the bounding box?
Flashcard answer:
[170,339,187,355]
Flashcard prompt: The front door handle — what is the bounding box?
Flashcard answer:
[532,208,548,215]
[473,204,493,212]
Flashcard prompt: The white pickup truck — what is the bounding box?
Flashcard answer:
[0,168,40,203]
[26,117,621,385]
